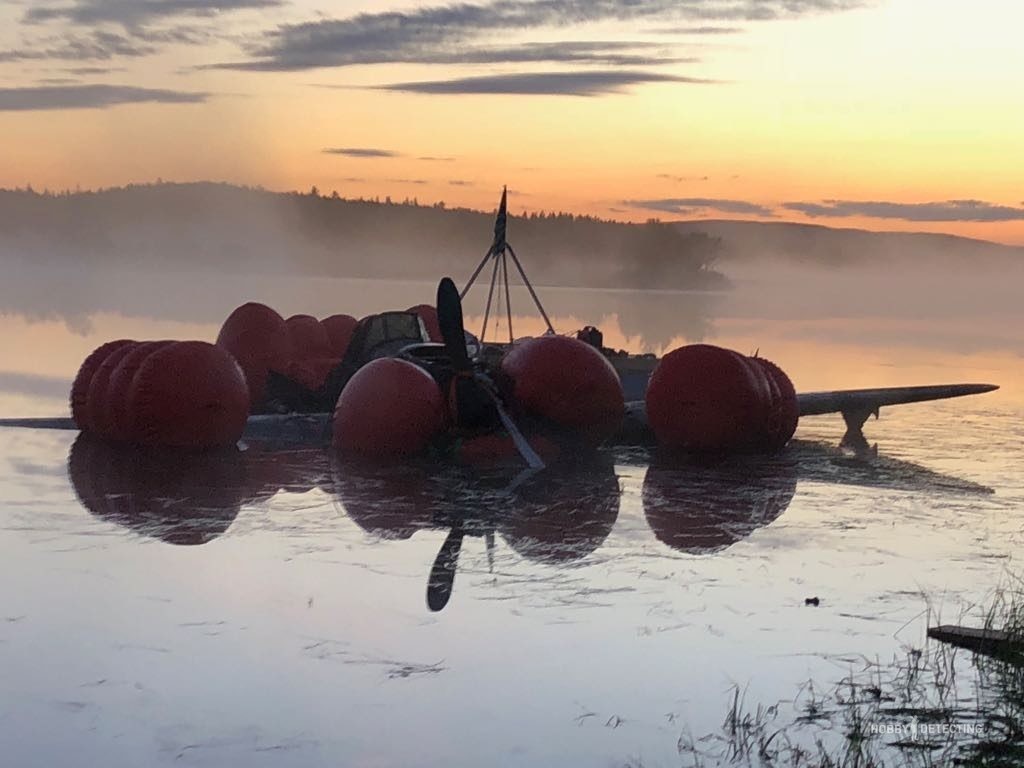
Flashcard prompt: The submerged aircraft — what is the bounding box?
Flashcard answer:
[0,188,999,467]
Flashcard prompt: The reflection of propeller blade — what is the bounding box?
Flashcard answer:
[427,526,464,612]
[485,531,495,573]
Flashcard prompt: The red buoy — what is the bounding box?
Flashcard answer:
[407,304,442,342]
[285,314,331,360]
[216,303,292,408]
[751,357,799,451]
[645,344,776,454]
[126,341,250,449]
[500,335,625,444]
[84,342,139,439]
[70,339,134,432]
[321,314,358,358]
[282,357,340,392]
[102,340,174,442]
[333,358,445,459]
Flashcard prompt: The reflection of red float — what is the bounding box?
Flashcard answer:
[499,464,620,563]
[333,358,446,459]
[501,335,625,444]
[645,344,797,454]
[126,341,250,449]
[216,302,292,407]
[642,461,797,554]
[321,314,358,357]
[456,432,560,468]
[331,462,436,540]
[68,435,247,545]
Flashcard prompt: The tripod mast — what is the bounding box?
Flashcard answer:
[460,187,555,343]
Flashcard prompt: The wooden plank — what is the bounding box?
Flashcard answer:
[928,624,1024,661]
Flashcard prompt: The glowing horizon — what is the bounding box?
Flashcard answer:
[2,0,1023,245]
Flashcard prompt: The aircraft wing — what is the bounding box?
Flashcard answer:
[797,383,999,417]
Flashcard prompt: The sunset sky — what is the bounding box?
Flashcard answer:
[2,0,1023,244]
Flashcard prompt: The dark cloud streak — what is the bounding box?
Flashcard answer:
[24,0,282,27]
[652,25,744,34]
[220,0,866,71]
[0,84,207,111]
[627,197,774,216]
[214,40,698,71]
[376,70,717,97]
[322,147,401,158]
[0,31,156,62]
[784,199,1024,223]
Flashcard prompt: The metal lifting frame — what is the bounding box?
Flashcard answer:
[460,187,556,343]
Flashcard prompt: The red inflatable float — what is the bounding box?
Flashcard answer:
[70,339,134,433]
[500,335,625,444]
[645,344,798,454]
[285,314,332,360]
[84,342,139,439]
[216,302,292,408]
[333,358,446,459]
[102,340,174,442]
[751,356,799,451]
[125,341,250,449]
[321,314,358,358]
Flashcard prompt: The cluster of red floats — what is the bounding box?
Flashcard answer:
[70,339,249,449]
[70,303,799,458]
[646,344,799,454]
[332,333,627,461]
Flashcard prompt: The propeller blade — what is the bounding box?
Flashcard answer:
[436,277,471,371]
[436,276,545,471]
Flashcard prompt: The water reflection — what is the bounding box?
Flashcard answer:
[63,435,993,593]
[329,457,621,610]
[497,465,620,564]
[643,458,799,555]
[67,435,247,545]
[330,462,437,540]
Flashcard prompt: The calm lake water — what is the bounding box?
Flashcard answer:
[1,258,1021,766]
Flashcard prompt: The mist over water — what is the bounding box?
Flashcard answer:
[2,235,1021,414]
